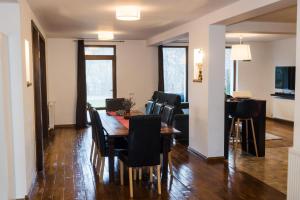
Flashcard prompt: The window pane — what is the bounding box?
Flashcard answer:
[85,47,114,55]
[163,48,187,101]
[225,48,234,95]
[86,60,113,107]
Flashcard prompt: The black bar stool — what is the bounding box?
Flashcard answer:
[230,99,259,157]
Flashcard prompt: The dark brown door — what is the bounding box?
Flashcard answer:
[32,21,48,171]
[39,36,49,142]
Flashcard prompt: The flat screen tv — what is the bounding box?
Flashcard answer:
[275,66,296,90]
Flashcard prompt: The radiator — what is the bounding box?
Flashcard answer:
[287,148,300,200]
[48,101,55,130]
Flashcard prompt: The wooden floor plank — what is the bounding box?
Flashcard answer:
[29,127,286,200]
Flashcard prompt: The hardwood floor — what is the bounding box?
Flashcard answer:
[229,119,294,194]
[29,127,286,200]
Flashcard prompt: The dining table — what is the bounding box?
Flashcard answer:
[98,110,180,183]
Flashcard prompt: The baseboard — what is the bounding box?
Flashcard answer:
[188,147,224,162]
[54,124,76,129]
[267,117,294,125]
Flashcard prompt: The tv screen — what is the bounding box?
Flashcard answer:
[275,66,296,90]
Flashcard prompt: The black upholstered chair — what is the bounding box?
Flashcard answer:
[152,102,164,115]
[145,100,155,115]
[91,109,128,182]
[161,105,174,125]
[105,98,125,111]
[173,114,189,145]
[230,99,259,157]
[87,103,97,164]
[118,115,162,198]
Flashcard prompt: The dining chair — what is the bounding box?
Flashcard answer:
[118,115,162,198]
[161,105,174,125]
[152,102,164,115]
[145,100,155,115]
[105,98,125,111]
[87,103,97,166]
[91,109,128,182]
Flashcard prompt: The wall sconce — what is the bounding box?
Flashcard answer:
[25,40,32,87]
[193,48,204,82]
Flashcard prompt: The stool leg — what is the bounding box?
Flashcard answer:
[119,160,124,186]
[230,117,235,138]
[245,119,249,153]
[139,168,142,180]
[149,166,153,183]
[250,119,259,157]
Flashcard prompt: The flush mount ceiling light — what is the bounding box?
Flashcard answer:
[116,6,141,21]
[98,31,114,40]
[231,36,252,61]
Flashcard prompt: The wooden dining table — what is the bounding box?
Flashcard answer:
[98,110,180,183]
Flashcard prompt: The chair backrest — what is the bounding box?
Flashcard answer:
[161,105,174,125]
[105,98,125,111]
[145,100,155,115]
[235,99,259,119]
[87,103,96,140]
[127,115,161,167]
[91,109,107,156]
[152,103,164,115]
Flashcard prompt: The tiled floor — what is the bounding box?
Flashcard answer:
[29,126,286,199]
[229,119,293,194]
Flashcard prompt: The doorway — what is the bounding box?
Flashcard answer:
[32,21,48,171]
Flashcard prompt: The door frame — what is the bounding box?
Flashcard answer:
[85,45,117,109]
[31,21,48,171]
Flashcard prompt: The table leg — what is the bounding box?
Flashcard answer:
[162,136,171,182]
[108,137,115,183]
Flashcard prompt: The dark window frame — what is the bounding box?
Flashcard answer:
[162,46,189,101]
[84,45,117,110]
[225,46,237,92]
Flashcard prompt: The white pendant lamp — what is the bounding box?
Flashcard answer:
[116,6,141,21]
[231,36,252,61]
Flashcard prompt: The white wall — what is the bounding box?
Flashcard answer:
[0,33,15,200]
[47,39,158,125]
[237,37,296,117]
[0,0,46,198]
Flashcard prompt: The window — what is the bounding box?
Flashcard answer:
[225,47,237,95]
[85,46,116,109]
[163,47,188,101]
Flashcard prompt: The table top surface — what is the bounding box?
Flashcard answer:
[98,110,180,137]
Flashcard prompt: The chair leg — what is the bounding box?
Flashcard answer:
[157,165,161,195]
[119,160,124,186]
[93,147,98,167]
[96,152,102,175]
[149,167,153,183]
[90,141,95,162]
[129,167,133,198]
[139,168,142,180]
[250,119,259,157]
[168,152,173,176]
[99,157,105,182]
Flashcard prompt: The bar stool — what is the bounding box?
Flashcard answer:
[230,99,259,157]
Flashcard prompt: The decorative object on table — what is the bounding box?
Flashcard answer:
[123,97,136,118]
[193,48,204,82]
[116,110,125,116]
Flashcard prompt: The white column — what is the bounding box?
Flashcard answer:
[287,1,300,199]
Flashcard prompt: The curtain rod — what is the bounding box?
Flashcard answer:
[73,38,125,43]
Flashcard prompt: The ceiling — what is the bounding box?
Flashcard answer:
[226,33,295,43]
[27,0,238,40]
[249,6,297,23]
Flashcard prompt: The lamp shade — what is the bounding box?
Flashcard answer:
[231,44,252,61]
